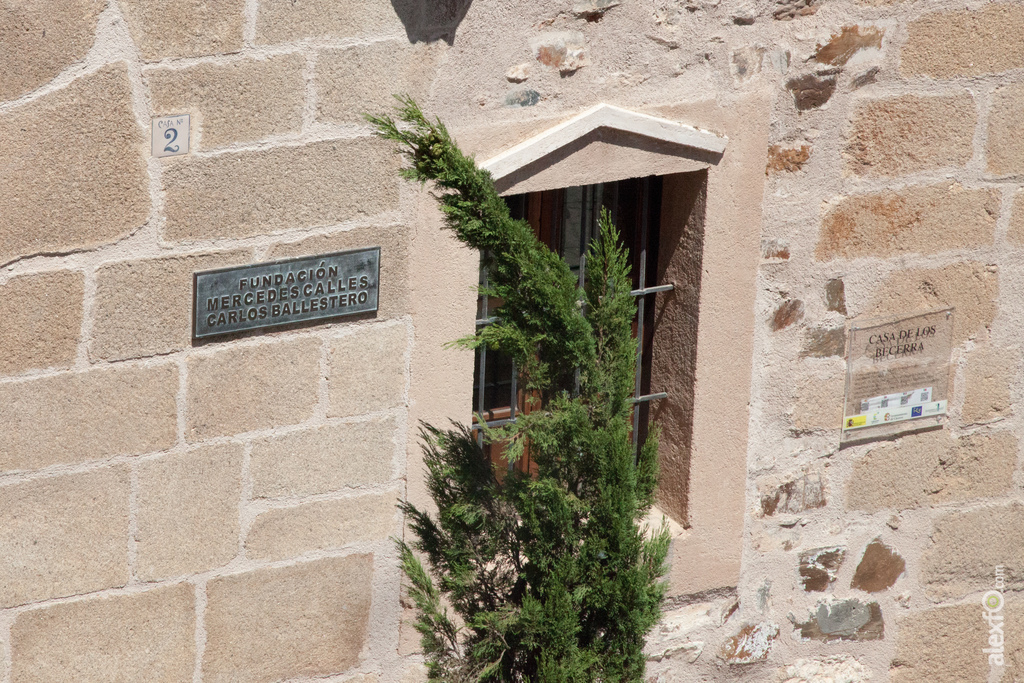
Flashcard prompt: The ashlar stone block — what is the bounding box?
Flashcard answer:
[902,3,1024,79]
[246,492,397,561]
[0,65,149,265]
[163,138,399,242]
[137,443,244,581]
[10,583,194,683]
[92,249,250,361]
[0,0,105,101]
[891,604,991,682]
[186,337,321,441]
[846,430,1017,513]
[0,467,129,608]
[328,324,407,417]
[147,54,305,149]
[845,94,975,177]
[921,502,1024,600]
[255,0,403,44]
[0,270,83,376]
[868,262,997,345]
[818,184,998,260]
[317,42,440,124]
[250,417,396,498]
[962,345,1018,425]
[203,554,374,683]
[120,0,245,60]
[986,82,1024,177]
[0,363,178,473]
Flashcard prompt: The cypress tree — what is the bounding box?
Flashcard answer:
[369,98,669,683]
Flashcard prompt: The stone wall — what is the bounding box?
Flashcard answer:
[2,0,1022,681]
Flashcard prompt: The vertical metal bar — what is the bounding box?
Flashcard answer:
[633,178,650,461]
[477,262,488,449]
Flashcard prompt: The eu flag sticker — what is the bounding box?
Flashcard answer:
[911,406,923,417]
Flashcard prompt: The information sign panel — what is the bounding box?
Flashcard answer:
[842,308,954,442]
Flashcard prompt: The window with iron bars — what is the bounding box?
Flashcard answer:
[472,176,670,473]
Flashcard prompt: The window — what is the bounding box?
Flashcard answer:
[472,176,670,472]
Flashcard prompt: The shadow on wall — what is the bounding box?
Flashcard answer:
[391,0,474,44]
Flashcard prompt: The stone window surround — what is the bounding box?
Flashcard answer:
[405,98,769,600]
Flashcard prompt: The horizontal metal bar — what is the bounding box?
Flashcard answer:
[475,316,499,327]
[630,392,668,404]
[630,283,674,297]
[473,417,517,429]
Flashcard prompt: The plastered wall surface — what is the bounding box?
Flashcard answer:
[2,0,1024,681]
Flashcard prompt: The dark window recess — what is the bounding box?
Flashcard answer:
[473,177,668,470]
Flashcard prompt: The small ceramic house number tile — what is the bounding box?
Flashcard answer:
[152,114,190,158]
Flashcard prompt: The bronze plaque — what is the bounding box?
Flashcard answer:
[193,248,379,339]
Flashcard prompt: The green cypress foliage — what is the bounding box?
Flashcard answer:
[369,98,669,683]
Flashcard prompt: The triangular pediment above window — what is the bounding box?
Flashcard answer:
[480,103,728,195]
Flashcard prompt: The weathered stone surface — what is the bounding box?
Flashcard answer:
[731,47,765,83]
[250,417,396,498]
[147,54,305,148]
[328,324,407,417]
[851,538,904,593]
[868,262,998,344]
[506,63,531,82]
[986,82,1024,176]
[771,299,804,331]
[186,338,321,441]
[531,31,589,73]
[767,145,810,173]
[786,73,836,110]
[120,0,244,60]
[255,0,403,44]
[266,223,410,321]
[761,238,791,259]
[890,604,989,682]
[761,473,826,516]
[719,622,778,664]
[203,555,374,683]
[92,250,250,361]
[0,271,83,376]
[10,583,194,683]
[137,444,243,581]
[801,326,845,358]
[800,547,846,592]
[781,655,872,683]
[0,65,149,265]
[818,184,998,260]
[814,26,883,66]
[962,345,1017,425]
[902,3,1024,78]
[246,492,396,561]
[845,94,976,177]
[921,503,1024,600]
[1009,190,1024,245]
[318,42,439,124]
[0,0,105,101]
[506,89,541,107]
[0,467,128,608]
[846,431,1017,513]
[774,0,817,20]
[794,599,883,641]
[790,370,844,432]
[163,138,399,241]
[825,278,847,314]
[0,364,178,472]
